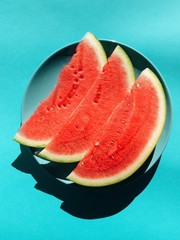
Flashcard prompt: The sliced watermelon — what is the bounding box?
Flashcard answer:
[38,45,135,162]
[14,32,107,147]
[67,68,166,187]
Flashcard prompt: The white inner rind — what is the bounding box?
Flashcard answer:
[84,32,107,70]
[113,45,135,90]
[13,132,50,148]
[39,149,87,163]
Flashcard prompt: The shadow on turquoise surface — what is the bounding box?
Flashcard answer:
[12,144,160,219]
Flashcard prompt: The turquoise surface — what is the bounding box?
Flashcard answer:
[0,1,179,239]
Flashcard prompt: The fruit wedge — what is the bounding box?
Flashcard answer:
[38,45,135,162]
[14,32,107,147]
[67,68,166,187]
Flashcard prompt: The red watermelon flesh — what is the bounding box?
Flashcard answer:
[38,45,135,162]
[14,32,107,147]
[67,68,166,187]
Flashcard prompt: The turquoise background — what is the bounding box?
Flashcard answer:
[0,0,179,239]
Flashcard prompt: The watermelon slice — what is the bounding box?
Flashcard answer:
[38,45,135,162]
[14,32,107,147]
[67,68,166,187]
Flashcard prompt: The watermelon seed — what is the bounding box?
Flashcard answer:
[78,67,83,72]
[95,141,99,146]
[136,83,140,88]
[121,120,125,124]
[107,140,114,148]
[75,124,79,129]
[57,104,61,108]
[79,74,84,80]
[73,70,78,75]
[47,106,54,111]
[62,103,66,107]
[73,83,79,89]
[70,65,75,69]
[67,92,73,99]
[93,84,101,103]
[110,155,114,160]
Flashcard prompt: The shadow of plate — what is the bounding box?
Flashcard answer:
[12,144,161,219]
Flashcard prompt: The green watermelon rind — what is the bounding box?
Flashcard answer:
[13,32,107,148]
[67,68,167,187]
[38,44,136,163]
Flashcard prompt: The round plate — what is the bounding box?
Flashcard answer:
[21,40,172,184]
